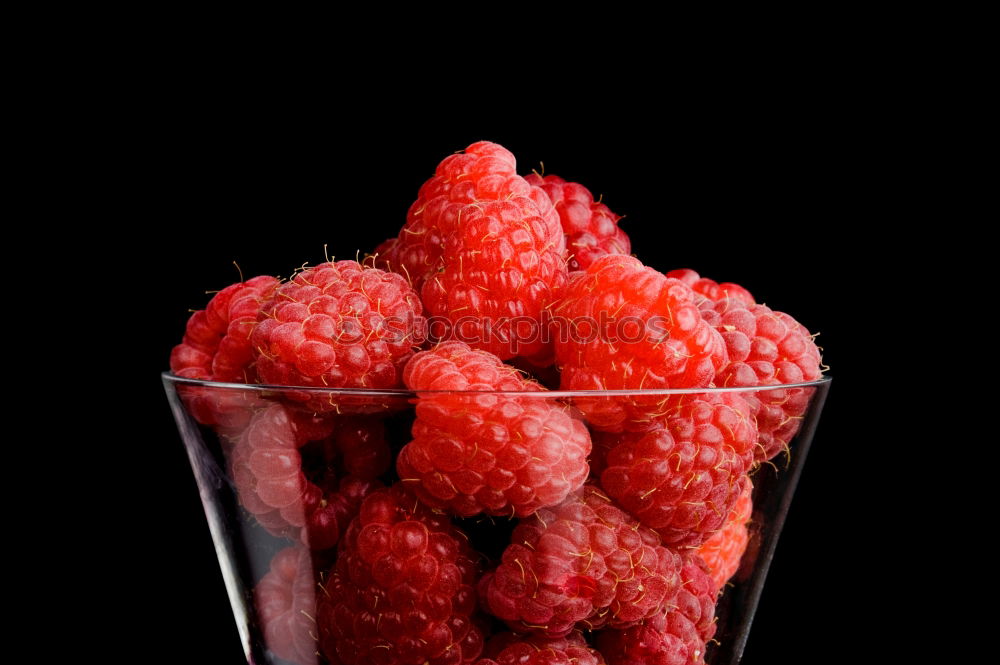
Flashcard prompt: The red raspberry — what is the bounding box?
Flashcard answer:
[698,297,823,462]
[372,236,400,274]
[551,255,727,431]
[170,275,279,426]
[327,415,394,480]
[373,140,522,289]
[596,393,756,548]
[665,269,754,306]
[476,631,606,665]
[376,141,563,289]
[594,554,717,665]
[231,404,386,550]
[419,196,568,359]
[255,546,317,665]
[697,478,753,591]
[316,483,486,665]
[479,485,682,638]
[375,141,567,360]
[251,260,424,409]
[525,174,630,271]
[171,274,279,382]
[396,342,591,518]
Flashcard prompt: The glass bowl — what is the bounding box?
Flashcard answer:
[162,373,830,665]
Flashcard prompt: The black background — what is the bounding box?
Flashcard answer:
[118,117,882,664]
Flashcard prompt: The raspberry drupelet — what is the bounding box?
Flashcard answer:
[396,342,591,518]
[374,141,568,360]
[316,484,487,665]
[698,297,823,462]
[525,173,630,271]
[551,255,727,431]
[230,404,386,550]
[475,631,606,665]
[251,260,424,409]
[595,554,718,665]
[479,485,682,638]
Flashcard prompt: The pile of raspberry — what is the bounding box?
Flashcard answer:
[170,140,825,665]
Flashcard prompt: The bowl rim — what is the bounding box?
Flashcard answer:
[161,371,831,398]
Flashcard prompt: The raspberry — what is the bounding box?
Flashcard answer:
[396,342,591,518]
[525,174,630,271]
[596,393,756,548]
[479,485,682,638]
[375,141,567,360]
[376,141,563,289]
[171,274,279,382]
[372,237,400,274]
[329,415,394,480]
[316,484,486,665]
[476,631,606,665]
[594,554,717,665]
[697,478,753,591]
[255,546,317,665]
[170,275,279,426]
[698,297,823,462]
[419,196,568,359]
[373,140,522,290]
[551,255,727,431]
[665,269,754,307]
[231,404,386,550]
[251,260,424,409]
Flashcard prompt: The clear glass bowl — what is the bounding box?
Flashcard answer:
[162,373,830,665]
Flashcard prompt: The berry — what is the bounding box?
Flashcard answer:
[697,479,753,592]
[479,485,682,638]
[666,269,754,306]
[396,342,591,518]
[170,275,279,426]
[698,297,823,461]
[316,484,486,665]
[373,140,523,290]
[419,197,567,360]
[251,260,424,409]
[476,631,606,665]
[525,174,630,271]
[596,393,756,548]
[372,236,400,275]
[328,415,394,480]
[376,141,563,290]
[375,141,568,360]
[594,554,717,665]
[255,546,318,665]
[171,274,280,382]
[551,255,727,431]
[230,404,386,550]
